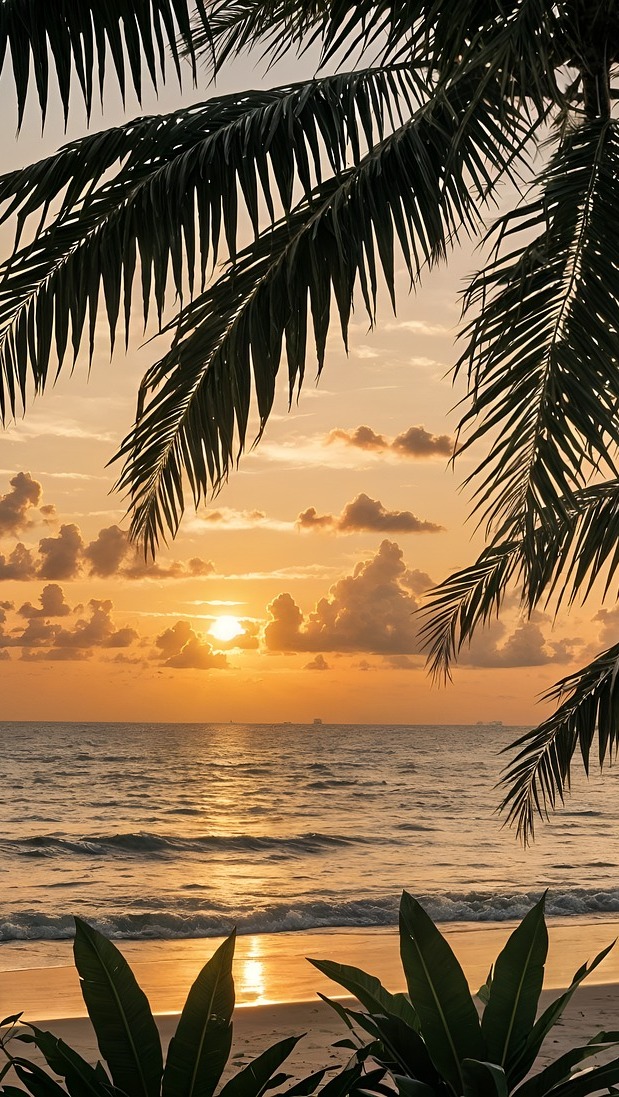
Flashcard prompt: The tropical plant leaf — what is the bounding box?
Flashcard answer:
[0,0,208,127]
[0,64,423,424]
[284,1068,328,1096]
[219,1036,300,1097]
[456,120,619,540]
[309,960,417,1028]
[515,1033,619,1097]
[115,75,531,550]
[481,893,548,1074]
[11,1062,69,1097]
[545,1059,619,1097]
[73,917,163,1097]
[507,941,615,1086]
[392,1077,436,1097]
[162,931,235,1097]
[399,892,485,1095]
[22,1028,115,1097]
[461,1059,507,1097]
[499,648,619,840]
[420,477,619,682]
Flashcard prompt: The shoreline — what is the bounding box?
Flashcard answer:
[4,918,619,1022]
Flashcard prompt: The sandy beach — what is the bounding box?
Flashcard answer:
[3,922,619,1082]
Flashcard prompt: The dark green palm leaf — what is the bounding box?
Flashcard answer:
[218,1036,300,1097]
[480,895,547,1075]
[399,893,485,1095]
[508,941,615,1085]
[162,932,235,1097]
[309,959,418,1027]
[20,1028,115,1097]
[73,917,163,1097]
[0,0,208,127]
[420,478,619,680]
[456,120,619,540]
[0,64,423,421]
[115,78,531,550]
[499,647,619,840]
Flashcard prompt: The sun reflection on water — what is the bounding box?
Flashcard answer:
[238,936,268,1004]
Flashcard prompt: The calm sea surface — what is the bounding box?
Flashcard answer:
[2,722,618,967]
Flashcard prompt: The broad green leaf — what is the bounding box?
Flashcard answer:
[462,1060,507,1097]
[309,959,418,1028]
[12,1062,69,1097]
[546,1059,619,1097]
[516,1034,619,1097]
[162,931,236,1097]
[73,917,163,1097]
[369,1015,440,1087]
[0,1016,22,1028]
[508,940,615,1086]
[219,1036,300,1097]
[399,892,485,1095]
[481,894,548,1071]
[284,1069,328,1096]
[393,1077,437,1097]
[25,1027,114,1097]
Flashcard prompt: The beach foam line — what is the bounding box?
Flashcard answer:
[4,921,619,1022]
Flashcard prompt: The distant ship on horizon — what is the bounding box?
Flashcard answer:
[475,720,504,728]
[313,717,323,725]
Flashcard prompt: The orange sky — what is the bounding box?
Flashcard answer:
[0,46,606,724]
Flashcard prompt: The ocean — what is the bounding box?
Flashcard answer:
[1,721,617,970]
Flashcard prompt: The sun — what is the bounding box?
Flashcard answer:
[209,615,244,643]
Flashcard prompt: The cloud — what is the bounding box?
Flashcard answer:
[328,424,453,460]
[304,654,330,670]
[0,543,36,580]
[38,525,84,580]
[592,607,619,650]
[154,620,229,670]
[18,584,72,619]
[265,540,431,654]
[197,508,293,533]
[392,426,453,459]
[0,472,43,534]
[84,525,216,581]
[53,599,139,650]
[459,614,575,668]
[297,494,443,534]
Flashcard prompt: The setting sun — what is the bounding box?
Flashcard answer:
[209,615,244,643]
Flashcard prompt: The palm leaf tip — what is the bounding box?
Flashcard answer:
[499,644,619,841]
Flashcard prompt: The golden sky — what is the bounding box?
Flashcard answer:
[0,47,606,725]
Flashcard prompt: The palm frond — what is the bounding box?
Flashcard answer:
[418,541,522,682]
[0,66,423,418]
[0,0,209,127]
[500,645,619,841]
[193,0,556,106]
[114,79,532,551]
[456,120,619,540]
[420,478,619,680]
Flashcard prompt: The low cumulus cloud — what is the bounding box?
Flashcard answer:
[265,540,432,654]
[0,506,214,583]
[18,584,71,619]
[154,620,229,670]
[458,613,575,668]
[328,424,453,459]
[297,494,443,535]
[0,592,139,659]
[0,472,52,534]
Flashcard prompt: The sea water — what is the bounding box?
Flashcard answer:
[1,722,617,966]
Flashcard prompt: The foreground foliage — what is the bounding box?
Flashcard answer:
[312,892,619,1096]
[0,920,368,1097]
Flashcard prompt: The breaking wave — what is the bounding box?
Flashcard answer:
[4,888,619,942]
